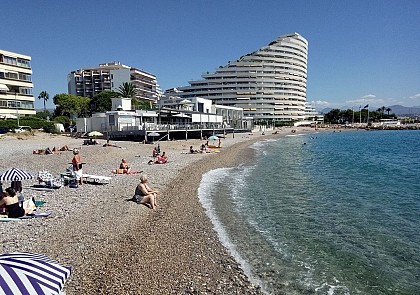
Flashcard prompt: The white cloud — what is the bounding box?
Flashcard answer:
[310,100,330,107]
[361,94,376,99]
[409,93,420,99]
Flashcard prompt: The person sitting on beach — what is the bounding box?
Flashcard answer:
[133,174,159,209]
[152,146,159,157]
[200,143,211,153]
[155,151,168,164]
[119,158,131,173]
[0,187,33,218]
[189,146,199,154]
[11,180,24,206]
[72,148,83,185]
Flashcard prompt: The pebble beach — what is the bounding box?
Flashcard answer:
[0,128,310,294]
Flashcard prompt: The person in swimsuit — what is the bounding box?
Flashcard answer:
[0,187,32,218]
[133,175,159,209]
[119,159,131,173]
[72,148,83,185]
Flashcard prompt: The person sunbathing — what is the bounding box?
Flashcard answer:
[189,146,199,154]
[152,146,159,157]
[148,151,168,165]
[133,174,159,209]
[45,147,53,154]
[0,187,33,218]
[155,152,168,164]
[103,139,120,148]
[57,145,70,151]
[119,158,131,173]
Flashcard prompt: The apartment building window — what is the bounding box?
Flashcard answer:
[17,58,31,68]
[3,56,17,65]
[5,72,18,80]
[20,88,33,95]
[19,73,32,81]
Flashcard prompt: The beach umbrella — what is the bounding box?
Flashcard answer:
[0,252,71,295]
[87,131,103,137]
[0,167,34,181]
[208,135,219,140]
[147,132,160,142]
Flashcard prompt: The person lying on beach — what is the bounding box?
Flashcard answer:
[103,140,121,148]
[133,174,159,209]
[119,158,131,173]
[52,145,71,152]
[0,187,33,218]
[45,147,53,154]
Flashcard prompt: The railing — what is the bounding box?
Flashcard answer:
[101,122,231,132]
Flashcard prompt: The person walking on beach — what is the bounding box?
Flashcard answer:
[133,175,159,209]
[72,148,83,185]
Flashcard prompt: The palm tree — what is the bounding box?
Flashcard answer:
[38,91,49,112]
[386,107,392,116]
[117,82,136,98]
[381,106,386,114]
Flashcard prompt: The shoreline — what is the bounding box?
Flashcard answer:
[0,127,318,294]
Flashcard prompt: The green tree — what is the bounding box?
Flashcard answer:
[386,107,392,116]
[53,94,91,118]
[132,99,153,110]
[38,91,49,112]
[35,110,52,120]
[90,91,120,113]
[117,82,136,98]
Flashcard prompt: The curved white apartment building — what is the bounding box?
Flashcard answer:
[169,33,309,121]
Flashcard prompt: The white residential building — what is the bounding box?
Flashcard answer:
[166,33,312,122]
[0,49,35,117]
[67,61,161,103]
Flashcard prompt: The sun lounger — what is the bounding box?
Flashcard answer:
[38,171,62,188]
[82,174,111,184]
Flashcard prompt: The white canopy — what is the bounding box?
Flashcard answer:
[0,84,9,92]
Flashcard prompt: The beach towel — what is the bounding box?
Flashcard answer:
[127,171,143,174]
[18,212,52,219]
[0,212,52,221]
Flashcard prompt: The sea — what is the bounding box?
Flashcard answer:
[198,129,420,295]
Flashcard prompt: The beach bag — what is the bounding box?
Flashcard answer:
[69,183,78,188]
[23,199,36,213]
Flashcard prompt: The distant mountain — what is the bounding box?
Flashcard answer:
[387,105,420,116]
[320,108,333,114]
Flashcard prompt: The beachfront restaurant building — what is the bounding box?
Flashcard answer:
[75,96,249,140]
[0,49,36,118]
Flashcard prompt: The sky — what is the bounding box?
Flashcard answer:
[1,0,419,111]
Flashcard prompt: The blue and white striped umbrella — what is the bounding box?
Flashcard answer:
[0,167,34,181]
[0,252,71,295]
